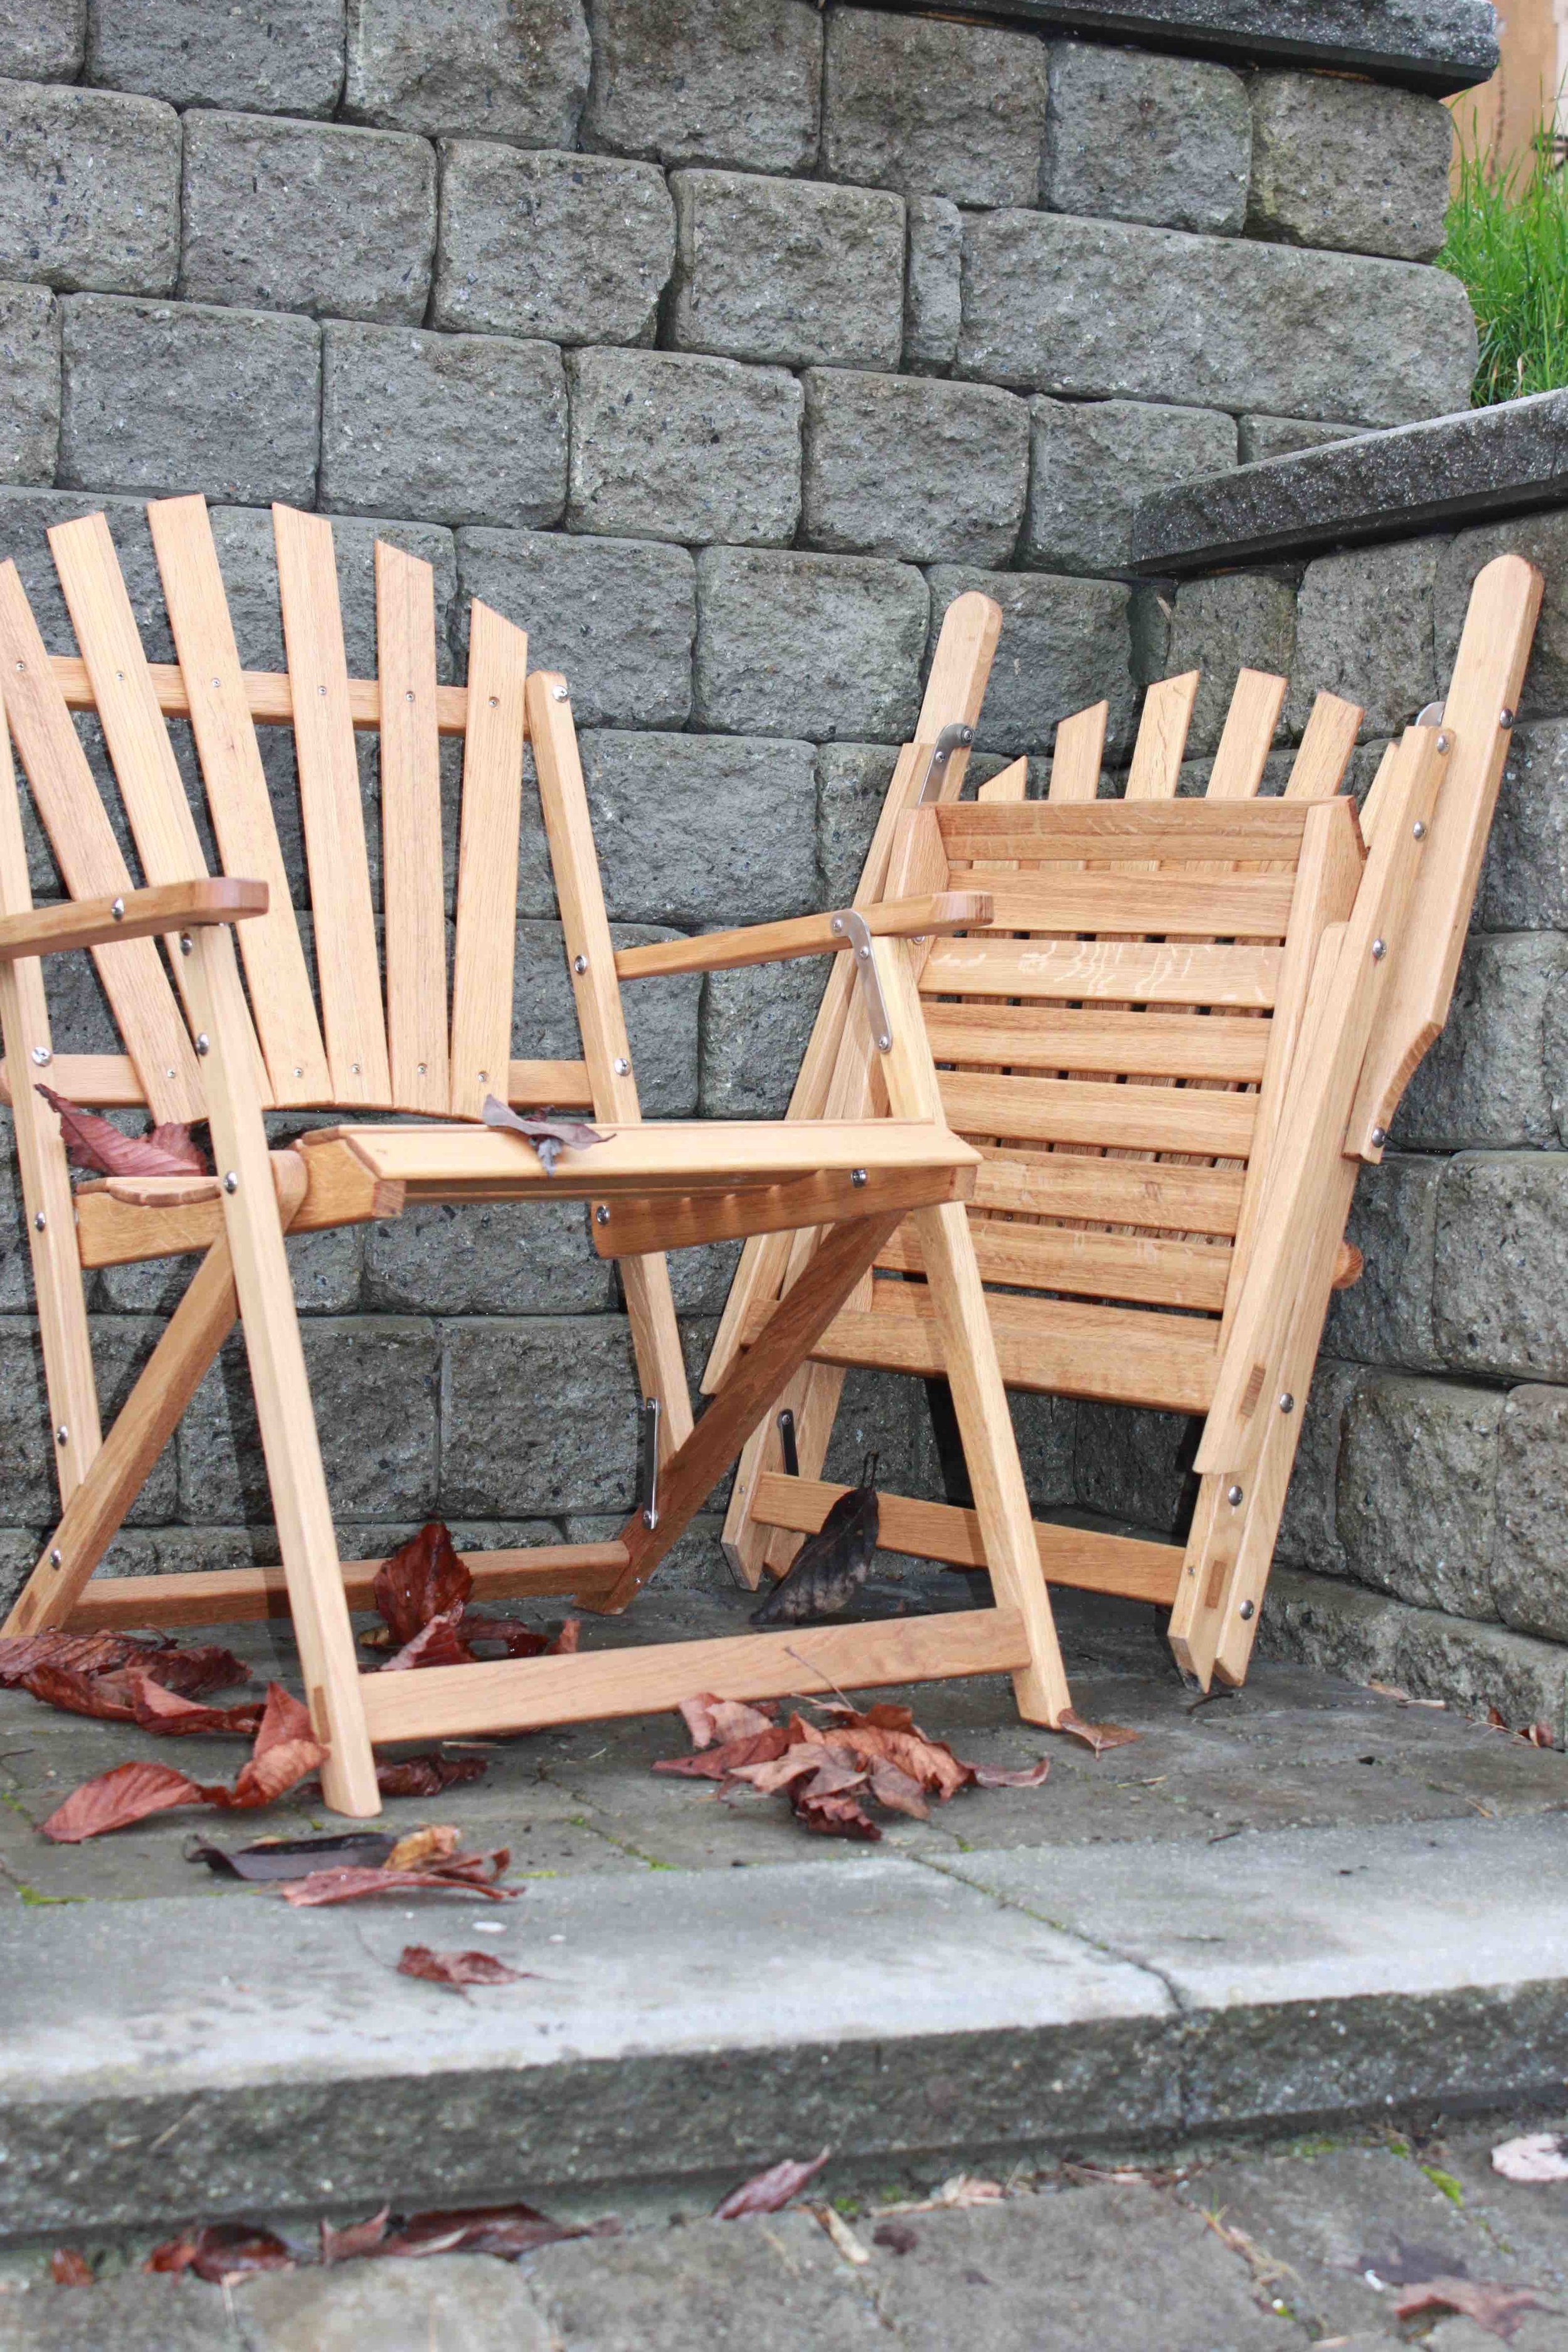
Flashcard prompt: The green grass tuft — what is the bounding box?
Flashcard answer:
[1439,123,1568,406]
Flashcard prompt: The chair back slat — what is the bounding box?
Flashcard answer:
[150,495,331,1106]
[449,600,528,1119]
[0,561,201,1123]
[1206,669,1287,802]
[273,504,391,1108]
[1286,692,1362,800]
[375,542,448,1114]
[1126,671,1199,800]
[1047,702,1106,803]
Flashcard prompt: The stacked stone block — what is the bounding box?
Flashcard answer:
[0,0,1485,1618]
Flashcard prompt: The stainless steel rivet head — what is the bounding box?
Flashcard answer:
[477,1069,487,1084]
[876,1032,892,1051]
[223,1172,238,1194]
[573,954,588,974]
[1239,1599,1256,1622]
[1279,1392,1295,1414]
[110,896,124,921]
[1370,1125,1388,1148]
[29,1046,49,1066]
[179,933,193,955]
[1227,1483,1244,1507]
[613,1057,629,1076]
[48,1548,61,1568]
[850,1168,868,1187]
[405,689,415,702]
[551,684,569,702]
[33,1210,45,1231]
[1371,938,1387,960]
[351,1061,361,1076]
[1412,820,1427,839]
[195,1032,210,1056]
[55,1426,68,1446]
[1501,707,1516,729]
[1436,733,1452,754]
[594,1204,610,1226]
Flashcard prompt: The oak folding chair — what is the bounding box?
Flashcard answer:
[712,553,1543,1694]
[0,500,1042,1817]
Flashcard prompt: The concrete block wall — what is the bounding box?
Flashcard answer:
[0,1,1478,1604]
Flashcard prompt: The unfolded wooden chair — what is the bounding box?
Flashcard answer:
[712,554,1544,1695]
[0,499,1057,1817]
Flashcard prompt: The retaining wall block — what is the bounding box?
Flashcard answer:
[1434,1150,1568,1384]
[104,1223,362,1316]
[695,546,927,743]
[319,321,566,530]
[822,4,1047,209]
[60,297,320,507]
[700,953,824,1120]
[930,565,1135,758]
[1323,1153,1443,1374]
[1044,40,1251,238]
[0,79,179,297]
[1286,538,1443,742]
[1438,512,1568,728]
[513,919,699,1117]
[1248,71,1455,264]
[669,167,904,372]
[1494,1384,1568,1645]
[1237,415,1364,464]
[433,143,673,347]
[209,504,457,679]
[1481,719,1568,933]
[1024,396,1236,578]
[1073,1402,1190,1536]
[1160,571,1297,758]
[1,0,82,82]
[1396,932,1568,1154]
[903,196,960,376]
[344,0,588,144]
[955,209,1477,428]
[583,0,822,176]
[1387,1603,1568,1735]
[87,0,344,115]
[1336,1368,1504,1621]
[814,741,1017,909]
[0,283,58,486]
[579,724,820,925]
[455,526,694,731]
[181,112,437,326]
[365,1199,611,1317]
[566,345,802,549]
[439,1314,639,1517]
[0,1316,181,1526]
[1274,1357,1362,1579]
[801,368,1029,566]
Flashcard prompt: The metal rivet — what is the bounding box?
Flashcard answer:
[195,1032,210,1056]
[573,954,588,974]
[487,694,499,708]
[179,933,193,955]
[1436,732,1451,754]
[405,689,415,702]
[1226,1483,1244,1507]
[876,1032,891,1050]
[55,1425,68,1446]
[115,669,124,682]
[223,1172,238,1194]
[110,897,124,921]
[211,677,220,690]
[317,684,327,697]
[1501,707,1516,729]
[551,684,569,702]
[477,1069,488,1083]
[613,1057,629,1076]
[594,1204,610,1226]
[12,660,22,672]
[1239,1599,1256,1622]
[1279,1392,1295,1414]
[48,1547,61,1568]
[417,1061,427,1075]
[166,1067,176,1079]
[850,1168,868,1187]
[293,1066,304,1078]
[1370,1125,1388,1148]
[1370,938,1387,960]
[33,1210,45,1231]
[351,1061,361,1076]
[1412,820,1427,839]
[30,1046,50,1066]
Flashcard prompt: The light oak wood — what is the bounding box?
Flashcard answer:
[612,893,992,981]
[1287,691,1364,800]
[0,878,267,963]
[48,652,470,737]
[920,936,1283,1008]
[1049,701,1108,803]
[978,872,1295,937]
[938,800,1315,863]
[508,1057,595,1107]
[940,1068,1258,1157]
[1206,668,1287,801]
[878,1217,1232,1312]
[65,1544,630,1631]
[0,1054,145,1106]
[924,1004,1271,1083]
[589,1160,973,1259]
[1127,671,1200,800]
[973,1149,1246,1234]
[376,541,448,1114]
[449,601,529,1122]
[74,1140,401,1266]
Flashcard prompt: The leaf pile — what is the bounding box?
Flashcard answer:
[368,1522,578,1670]
[655,1691,1050,1841]
[41,1683,325,1843]
[36,1087,208,1179]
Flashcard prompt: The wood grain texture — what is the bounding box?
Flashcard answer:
[450,601,529,1121]
[376,540,448,1113]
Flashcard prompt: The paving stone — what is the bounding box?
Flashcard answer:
[580,724,819,926]
[582,0,822,175]
[363,1197,610,1316]
[0,0,82,81]
[0,283,58,487]
[433,142,672,346]
[1434,1150,1568,1383]
[440,1313,639,1515]
[1161,569,1296,757]
[669,168,904,371]
[343,0,588,142]
[1237,415,1365,464]
[1286,537,1443,741]
[904,194,960,376]
[930,565,1135,757]
[1493,1383,1568,1644]
[822,4,1048,207]
[1274,1357,1362,1577]
[235,2250,549,2349]
[566,345,802,549]
[1044,40,1251,236]
[1396,933,1567,1153]
[59,297,320,508]
[455,528,693,730]
[802,369,1029,566]
[696,546,927,743]
[956,208,1477,428]
[0,2274,234,2350]
[1074,1402,1190,1535]
[1248,71,1454,263]
[1024,396,1236,578]
[179,112,436,326]
[1480,720,1568,933]
[1337,1369,1503,1620]
[180,1316,438,1523]
[700,951,824,1119]
[208,504,458,679]
[319,321,565,530]
[86,0,344,115]
[1323,1153,1443,1372]
[1439,508,1568,727]
[512,918,700,1117]
[0,79,179,297]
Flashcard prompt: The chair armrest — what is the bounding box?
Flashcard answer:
[613,891,992,982]
[0,879,268,964]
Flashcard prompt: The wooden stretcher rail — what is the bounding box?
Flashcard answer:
[48,652,471,738]
[63,1544,630,1630]
[0,1054,596,1111]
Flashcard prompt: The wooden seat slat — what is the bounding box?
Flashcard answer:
[920,936,1283,1007]
[375,542,449,1114]
[941,1068,1257,1157]
[973,1150,1246,1234]
[877,1217,1232,1311]
[980,871,1295,938]
[924,1004,1270,1083]
[936,800,1316,864]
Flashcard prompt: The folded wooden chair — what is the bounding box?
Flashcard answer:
[0,500,1050,1816]
[713,554,1543,1695]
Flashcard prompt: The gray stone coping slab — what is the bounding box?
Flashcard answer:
[1133,391,1568,575]
[882,0,1497,97]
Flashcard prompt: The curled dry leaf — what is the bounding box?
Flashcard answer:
[144,2223,294,2282]
[385,1823,462,1871]
[482,1094,608,1175]
[714,2150,831,2221]
[384,1605,473,1673]
[280,1847,517,1907]
[794,1787,880,1840]
[396,1945,534,1989]
[188,1830,396,1882]
[374,1755,487,1799]
[49,2250,93,2287]
[0,1630,247,1697]
[973,1758,1051,1788]
[1390,2278,1556,2340]
[677,1693,777,1751]
[25,1661,260,1736]
[1058,1709,1140,1757]
[40,1682,323,1841]
[750,1476,879,1626]
[374,1523,470,1648]
[37,1088,207,1178]
[1493,2133,1568,2184]
[322,2201,612,2264]
[320,2207,392,2265]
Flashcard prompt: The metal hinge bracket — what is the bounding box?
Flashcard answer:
[830,908,893,1052]
[637,1397,660,1530]
[913,721,977,806]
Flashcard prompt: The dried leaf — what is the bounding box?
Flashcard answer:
[49,2250,93,2287]
[144,2223,294,2282]
[280,1848,517,1907]
[21,1663,137,1722]
[386,1823,462,1871]
[137,1643,252,1698]
[396,1945,534,1989]
[714,2151,831,2220]
[1524,1722,1557,1748]
[373,1755,487,1799]
[655,1723,795,1780]
[1390,2278,1555,2339]
[549,1618,580,1655]
[40,1682,322,1841]
[868,1760,930,1819]
[228,1684,324,1807]
[1493,2133,1568,2183]
[373,1523,471,1648]
[320,2207,391,2264]
[677,1693,778,1750]
[1059,1708,1140,1757]
[383,1605,474,1673]
[188,1831,396,1882]
[458,1614,550,1659]
[481,1094,608,1175]
[973,1758,1051,1788]
[22,1658,261,1735]
[0,1629,246,1694]
[751,1482,879,1626]
[125,1675,263,1737]
[37,1088,208,1178]
[792,1784,881,1840]
[378,2203,611,2260]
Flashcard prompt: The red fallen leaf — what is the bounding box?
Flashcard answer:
[383,1605,474,1673]
[50,2249,93,2287]
[40,1682,323,1840]
[973,1758,1051,1788]
[228,1683,324,1807]
[144,2222,294,2282]
[868,1760,931,1819]
[386,2203,613,2259]
[458,1614,550,1658]
[655,1722,796,1780]
[373,1523,471,1647]
[0,1629,232,1690]
[1059,1708,1140,1757]
[37,1087,208,1178]
[1390,2278,1555,2339]
[1524,1722,1557,1748]
[135,1643,252,1698]
[792,1784,881,1840]
[280,1847,517,1907]
[320,2206,393,2264]
[21,1663,137,1722]
[396,1945,535,1989]
[678,1693,777,1750]
[373,1756,487,1799]
[124,1675,264,1738]
[714,2151,831,2220]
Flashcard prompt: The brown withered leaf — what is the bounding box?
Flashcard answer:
[714,2151,831,2220]
[189,1830,396,1881]
[0,1629,246,1694]
[482,1094,608,1175]
[550,1617,580,1655]
[654,1722,795,1780]
[374,1523,471,1647]
[280,1847,517,1907]
[459,1614,550,1658]
[750,1478,879,1626]
[24,1655,261,1730]
[374,1754,487,1799]
[1059,1708,1140,1757]
[49,2249,93,2287]
[677,1693,777,1750]
[868,1761,930,1819]
[40,1682,322,1841]
[37,1088,208,1178]
[396,1944,534,1990]
[383,1605,474,1673]
[21,1663,137,1722]
[320,2207,393,2264]
[973,1758,1051,1788]
[122,1675,264,1738]
[1390,2279,1556,2340]
[144,2223,294,2282]
[386,1824,462,1870]
[792,1784,881,1840]
[136,1643,252,1698]
[389,2203,613,2260]
[228,1685,325,1807]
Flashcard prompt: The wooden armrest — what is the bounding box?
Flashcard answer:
[613,892,992,982]
[0,879,268,964]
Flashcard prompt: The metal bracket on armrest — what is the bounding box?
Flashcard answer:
[830,910,893,1052]
[913,722,976,806]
